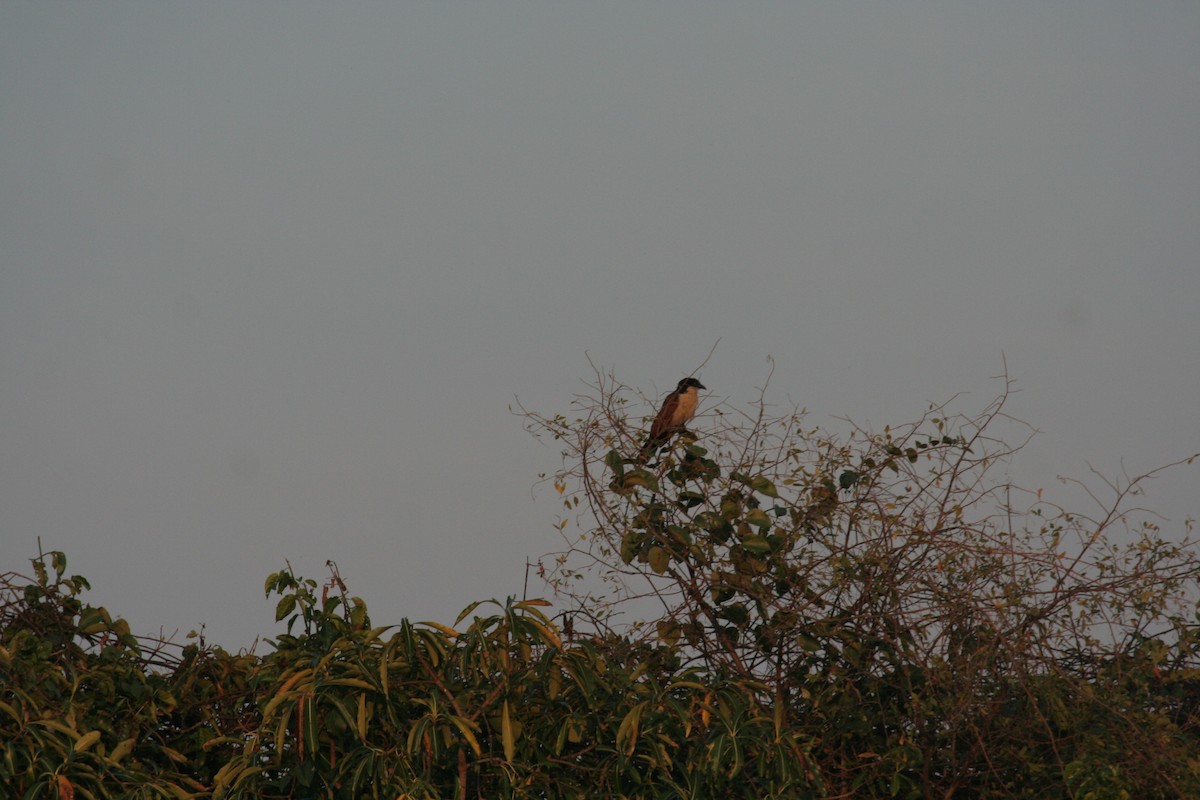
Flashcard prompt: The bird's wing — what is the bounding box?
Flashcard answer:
[647,392,680,441]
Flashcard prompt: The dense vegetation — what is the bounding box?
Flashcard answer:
[4,371,1199,798]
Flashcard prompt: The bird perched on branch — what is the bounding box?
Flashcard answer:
[639,377,706,460]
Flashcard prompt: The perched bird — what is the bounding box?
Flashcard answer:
[640,377,707,460]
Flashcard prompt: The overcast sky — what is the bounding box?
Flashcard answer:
[2,3,1197,649]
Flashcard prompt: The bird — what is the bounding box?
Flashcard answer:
[639,377,706,460]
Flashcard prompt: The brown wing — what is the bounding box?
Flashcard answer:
[647,391,681,442]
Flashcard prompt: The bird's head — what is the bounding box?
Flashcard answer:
[677,377,706,392]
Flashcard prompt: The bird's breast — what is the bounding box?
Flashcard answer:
[672,389,699,425]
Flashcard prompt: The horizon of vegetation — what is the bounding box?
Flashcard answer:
[4,367,1198,798]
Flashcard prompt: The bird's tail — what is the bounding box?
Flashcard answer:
[637,435,667,462]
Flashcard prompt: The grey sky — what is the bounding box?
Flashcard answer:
[2,3,1197,648]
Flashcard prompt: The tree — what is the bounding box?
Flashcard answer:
[520,364,1200,796]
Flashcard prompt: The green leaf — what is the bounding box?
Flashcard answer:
[656,620,682,646]
[745,508,772,530]
[797,634,823,652]
[275,594,297,622]
[839,470,861,490]
[718,603,749,627]
[712,583,736,604]
[620,533,640,565]
[303,693,319,759]
[78,606,112,634]
[605,449,625,478]
[741,535,771,554]
[696,512,733,543]
[454,600,486,626]
[731,472,779,498]
[349,600,368,629]
[666,524,693,545]
[720,494,743,519]
[750,476,779,498]
[619,469,660,493]
[648,546,670,575]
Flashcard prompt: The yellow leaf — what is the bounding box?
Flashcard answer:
[109,737,136,764]
[447,715,482,758]
[33,719,78,738]
[74,730,101,753]
[159,782,194,800]
[213,762,260,797]
[420,621,461,638]
[262,669,313,718]
[362,625,393,642]
[501,700,516,763]
[212,760,240,796]
[616,702,647,756]
[357,693,369,740]
[160,745,188,763]
[521,618,563,650]
[325,678,376,691]
[0,699,21,723]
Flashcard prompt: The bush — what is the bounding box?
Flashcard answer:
[520,366,1200,796]
[2,367,1197,797]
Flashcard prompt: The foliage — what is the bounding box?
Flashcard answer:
[1,553,823,798]
[520,365,1200,797]
[3,367,1199,797]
